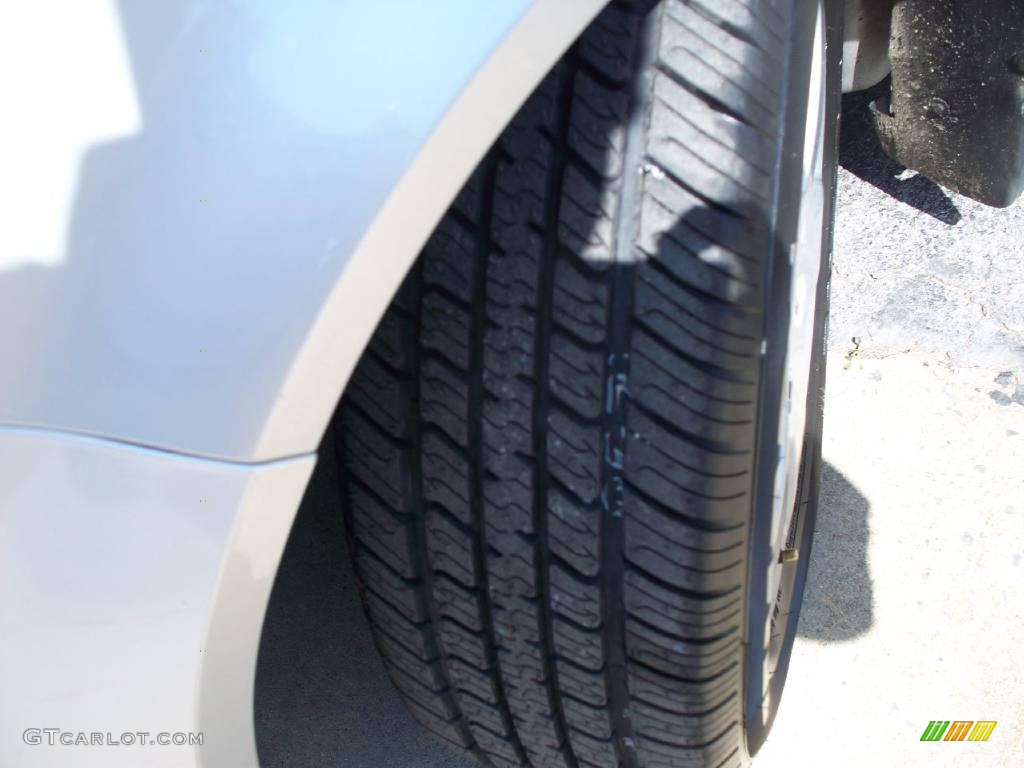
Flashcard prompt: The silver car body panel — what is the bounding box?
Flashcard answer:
[0,1,607,765]
[1,0,604,463]
[0,428,315,768]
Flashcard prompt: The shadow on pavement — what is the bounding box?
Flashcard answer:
[797,461,874,641]
[839,82,962,226]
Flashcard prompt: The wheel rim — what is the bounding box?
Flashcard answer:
[767,0,825,617]
[768,0,825,641]
[755,0,828,737]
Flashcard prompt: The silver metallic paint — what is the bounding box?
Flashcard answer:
[0,2,609,765]
[1,0,534,462]
[0,428,314,767]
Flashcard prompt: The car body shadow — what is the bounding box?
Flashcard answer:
[797,461,874,641]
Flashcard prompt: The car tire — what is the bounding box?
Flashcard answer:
[334,0,840,766]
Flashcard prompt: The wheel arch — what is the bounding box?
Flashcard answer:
[256,0,612,461]
[0,0,608,464]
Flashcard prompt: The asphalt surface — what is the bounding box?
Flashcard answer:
[254,91,1024,767]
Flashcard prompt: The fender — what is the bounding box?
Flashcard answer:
[0,0,607,463]
[0,2,608,767]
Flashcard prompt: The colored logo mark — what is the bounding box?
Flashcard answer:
[921,720,997,742]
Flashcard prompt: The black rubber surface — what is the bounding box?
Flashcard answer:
[335,1,833,766]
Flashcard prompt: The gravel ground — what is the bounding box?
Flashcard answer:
[828,89,1024,370]
[254,92,1024,767]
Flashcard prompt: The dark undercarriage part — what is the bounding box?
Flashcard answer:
[872,0,1024,207]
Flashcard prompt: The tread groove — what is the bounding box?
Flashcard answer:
[530,52,583,768]
[469,152,532,767]
[596,6,654,767]
[406,264,489,760]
